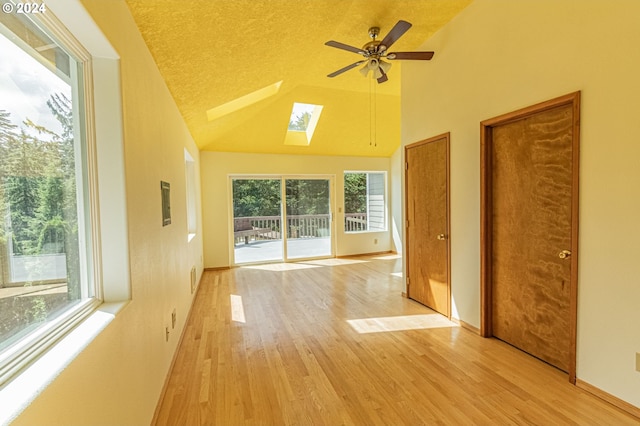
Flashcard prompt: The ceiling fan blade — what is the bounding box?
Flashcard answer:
[387,51,435,60]
[378,20,412,52]
[328,60,366,78]
[377,68,389,84]
[325,40,365,55]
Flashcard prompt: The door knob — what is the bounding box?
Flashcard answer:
[558,250,572,259]
[437,234,447,241]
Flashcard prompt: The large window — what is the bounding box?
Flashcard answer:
[185,149,197,238]
[344,171,386,232]
[0,8,97,383]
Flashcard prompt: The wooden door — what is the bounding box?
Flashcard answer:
[481,92,580,382]
[405,133,450,317]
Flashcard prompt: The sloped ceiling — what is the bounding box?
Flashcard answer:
[125,0,471,157]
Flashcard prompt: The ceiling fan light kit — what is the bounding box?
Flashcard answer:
[325,20,434,84]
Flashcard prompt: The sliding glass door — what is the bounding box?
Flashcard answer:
[231,176,333,264]
[232,178,283,264]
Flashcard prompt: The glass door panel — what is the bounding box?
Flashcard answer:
[285,179,332,260]
[232,178,282,264]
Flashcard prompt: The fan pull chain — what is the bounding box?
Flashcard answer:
[369,78,373,146]
[373,77,377,147]
[369,75,377,147]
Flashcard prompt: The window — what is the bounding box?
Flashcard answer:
[185,149,197,238]
[284,102,323,146]
[0,8,98,384]
[344,171,386,232]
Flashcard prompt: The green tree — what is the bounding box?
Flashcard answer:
[285,179,330,215]
[0,94,81,299]
[0,110,18,264]
[0,110,17,144]
[288,111,311,131]
[44,93,81,299]
[2,104,69,254]
[232,179,281,217]
[344,173,367,214]
[0,110,18,229]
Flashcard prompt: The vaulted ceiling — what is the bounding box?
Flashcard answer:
[125,0,471,157]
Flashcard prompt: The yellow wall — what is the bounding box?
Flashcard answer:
[201,152,392,268]
[12,1,204,424]
[401,0,640,408]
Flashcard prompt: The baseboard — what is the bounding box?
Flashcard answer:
[208,252,399,268]
[337,250,394,258]
[460,320,480,334]
[204,266,231,271]
[450,318,480,334]
[576,379,640,420]
[151,273,205,425]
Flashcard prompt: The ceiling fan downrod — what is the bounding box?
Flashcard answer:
[363,26,381,54]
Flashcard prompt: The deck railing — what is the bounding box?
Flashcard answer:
[344,213,367,232]
[234,213,368,244]
[235,213,372,244]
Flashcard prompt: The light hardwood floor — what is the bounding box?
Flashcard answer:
[154,255,639,425]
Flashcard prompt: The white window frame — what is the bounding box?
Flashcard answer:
[0,0,129,406]
[344,171,388,233]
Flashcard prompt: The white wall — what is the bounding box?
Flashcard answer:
[401,0,640,409]
[12,1,204,424]
[201,152,392,268]
[390,147,403,254]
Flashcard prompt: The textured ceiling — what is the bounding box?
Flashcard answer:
[125,0,471,157]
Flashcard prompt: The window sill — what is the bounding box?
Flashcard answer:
[344,230,388,234]
[0,301,128,425]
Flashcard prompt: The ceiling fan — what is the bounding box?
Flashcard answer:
[325,20,434,83]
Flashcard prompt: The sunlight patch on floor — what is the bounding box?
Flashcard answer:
[230,294,246,323]
[242,263,321,271]
[347,314,458,334]
[302,258,369,267]
[371,254,402,260]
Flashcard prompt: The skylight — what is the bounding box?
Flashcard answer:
[288,102,315,131]
[206,80,282,121]
[284,102,323,146]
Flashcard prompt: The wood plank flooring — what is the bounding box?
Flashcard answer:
[153,255,639,425]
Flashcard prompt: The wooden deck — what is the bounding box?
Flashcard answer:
[234,237,331,264]
[153,255,639,425]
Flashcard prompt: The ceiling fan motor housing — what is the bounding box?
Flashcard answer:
[364,27,382,54]
[362,41,381,55]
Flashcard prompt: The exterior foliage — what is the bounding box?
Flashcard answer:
[232,178,332,218]
[344,172,367,214]
[288,111,312,131]
[0,94,80,297]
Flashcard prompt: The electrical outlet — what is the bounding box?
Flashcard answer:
[636,352,640,372]
[171,309,176,329]
[190,266,196,294]
[374,238,378,244]
[165,326,170,342]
